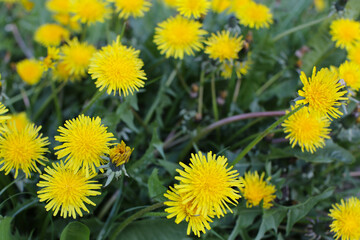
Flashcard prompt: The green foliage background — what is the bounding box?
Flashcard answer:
[1,0,360,239]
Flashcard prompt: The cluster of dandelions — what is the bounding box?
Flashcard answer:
[164,151,276,237]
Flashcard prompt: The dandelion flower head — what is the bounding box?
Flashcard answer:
[54,114,115,177]
[175,151,242,218]
[109,141,134,166]
[339,61,360,91]
[228,0,251,13]
[176,0,210,19]
[0,123,49,178]
[296,67,348,119]
[164,186,213,237]
[34,23,70,47]
[37,161,101,219]
[211,0,230,13]
[46,0,71,13]
[282,106,331,153]
[347,42,360,66]
[204,30,243,62]
[330,18,360,49]
[52,61,74,82]
[0,102,9,124]
[6,112,31,131]
[235,1,273,29]
[71,0,111,25]
[110,0,151,19]
[329,197,360,240]
[17,59,44,85]
[221,57,252,79]
[239,171,276,209]
[88,36,147,96]
[314,0,325,12]
[53,13,81,31]
[154,15,207,59]
[162,0,177,8]
[61,38,96,78]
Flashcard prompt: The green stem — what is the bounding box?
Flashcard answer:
[109,202,165,240]
[197,66,205,118]
[272,15,329,42]
[211,73,219,122]
[50,80,62,123]
[81,90,105,114]
[256,69,286,96]
[230,105,304,166]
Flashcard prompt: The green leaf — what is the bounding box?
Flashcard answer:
[60,222,90,240]
[0,216,13,240]
[115,218,189,240]
[157,159,179,176]
[294,140,355,164]
[255,207,287,240]
[148,169,167,201]
[285,187,334,235]
[229,208,261,240]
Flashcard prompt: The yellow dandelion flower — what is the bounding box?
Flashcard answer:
[110,0,151,19]
[330,19,360,49]
[20,0,34,11]
[42,47,60,71]
[164,186,213,237]
[176,0,210,19]
[52,61,75,82]
[296,67,348,119]
[34,23,70,47]
[154,15,207,59]
[88,37,146,96]
[71,0,111,25]
[162,0,177,8]
[0,123,49,179]
[37,161,101,219]
[239,171,276,209]
[282,106,331,153]
[348,42,360,66]
[16,59,44,85]
[0,102,10,124]
[204,30,243,62]
[314,0,325,12]
[235,1,273,29]
[109,141,133,167]
[221,57,252,79]
[6,112,31,131]
[54,114,115,177]
[211,0,230,13]
[339,61,360,91]
[329,197,360,240]
[228,0,251,13]
[53,13,81,32]
[61,38,96,78]
[175,151,242,218]
[46,0,71,13]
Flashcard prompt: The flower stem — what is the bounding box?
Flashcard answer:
[272,15,330,42]
[230,105,304,166]
[109,202,165,240]
[50,80,62,124]
[81,90,105,114]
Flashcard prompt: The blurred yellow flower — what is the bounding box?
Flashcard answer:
[154,15,207,59]
[42,47,60,71]
[164,186,213,237]
[297,67,348,119]
[37,161,101,219]
[176,0,210,19]
[16,59,44,85]
[175,151,241,218]
[34,23,70,47]
[54,114,115,177]
[347,42,360,66]
[110,0,151,19]
[235,1,273,29]
[314,0,325,12]
[339,61,360,91]
[240,171,276,209]
[282,106,331,153]
[330,19,360,49]
[211,0,230,13]
[89,37,147,96]
[109,141,133,166]
[53,13,81,31]
[329,197,360,240]
[204,30,243,62]
[71,0,111,25]
[162,0,177,8]
[61,38,96,78]
[221,57,252,79]
[228,0,251,13]
[46,0,71,13]
[6,112,31,131]
[0,123,49,178]
[51,61,74,82]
